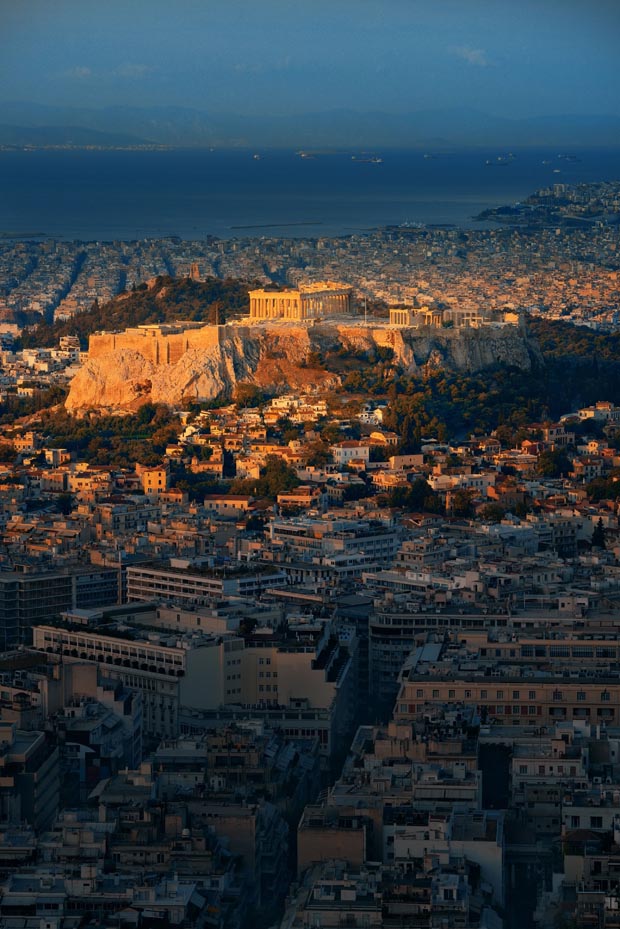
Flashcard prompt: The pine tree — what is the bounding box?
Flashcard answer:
[592,517,606,549]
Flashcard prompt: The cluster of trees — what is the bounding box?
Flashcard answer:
[229,456,300,500]
[341,330,620,453]
[0,443,17,464]
[379,367,547,450]
[536,448,572,478]
[233,383,268,408]
[22,276,258,349]
[337,318,620,451]
[319,343,395,377]
[37,403,181,468]
[171,466,229,502]
[386,478,442,513]
[0,386,67,424]
[528,317,620,413]
[587,471,620,503]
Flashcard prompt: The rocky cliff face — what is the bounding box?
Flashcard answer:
[65,321,539,412]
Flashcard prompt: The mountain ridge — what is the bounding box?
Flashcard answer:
[2,101,619,148]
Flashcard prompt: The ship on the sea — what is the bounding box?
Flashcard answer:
[485,153,515,166]
[352,153,383,163]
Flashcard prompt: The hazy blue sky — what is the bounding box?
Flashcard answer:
[1,0,619,117]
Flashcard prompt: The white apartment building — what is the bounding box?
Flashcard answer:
[126,560,288,606]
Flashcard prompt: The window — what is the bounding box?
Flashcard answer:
[590,816,603,829]
[513,690,520,700]
[573,647,593,659]
[570,816,580,828]
[432,689,440,698]
[529,691,536,700]
[449,690,455,699]
[465,690,471,699]
[497,690,504,699]
[577,691,586,702]
[416,689,423,698]
[601,691,611,702]
[553,690,563,701]
[481,689,488,699]
[519,765,527,774]
[597,647,616,659]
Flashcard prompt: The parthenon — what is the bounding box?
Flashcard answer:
[248,282,353,321]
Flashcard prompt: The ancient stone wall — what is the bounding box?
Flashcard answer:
[88,325,224,366]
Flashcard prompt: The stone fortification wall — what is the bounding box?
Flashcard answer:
[89,326,224,365]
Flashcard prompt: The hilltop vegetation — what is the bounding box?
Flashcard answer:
[37,402,182,468]
[22,276,258,349]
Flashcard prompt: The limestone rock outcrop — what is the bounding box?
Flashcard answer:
[65,321,539,412]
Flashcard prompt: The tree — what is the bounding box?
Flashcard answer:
[450,488,475,518]
[592,517,606,549]
[537,449,571,478]
[230,455,300,500]
[56,493,75,516]
[388,478,438,512]
[233,382,265,408]
[0,443,17,464]
[245,513,267,533]
[305,440,329,467]
[321,423,343,444]
[259,456,300,497]
[480,503,507,523]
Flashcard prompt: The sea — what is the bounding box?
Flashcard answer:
[1,147,619,241]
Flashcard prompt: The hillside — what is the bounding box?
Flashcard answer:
[65,316,538,412]
[22,276,258,349]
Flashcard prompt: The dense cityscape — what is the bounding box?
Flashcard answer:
[2,0,620,924]
[2,182,620,342]
[0,171,617,928]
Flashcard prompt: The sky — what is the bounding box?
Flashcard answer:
[1,0,619,119]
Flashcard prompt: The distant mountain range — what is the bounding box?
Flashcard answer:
[0,101,619,149]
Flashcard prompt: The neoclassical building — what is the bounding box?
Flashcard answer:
[248,282,353,321]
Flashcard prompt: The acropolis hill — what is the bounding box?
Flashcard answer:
[66,283,538,412]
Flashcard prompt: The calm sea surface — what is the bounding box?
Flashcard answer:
[1,148,619,241]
